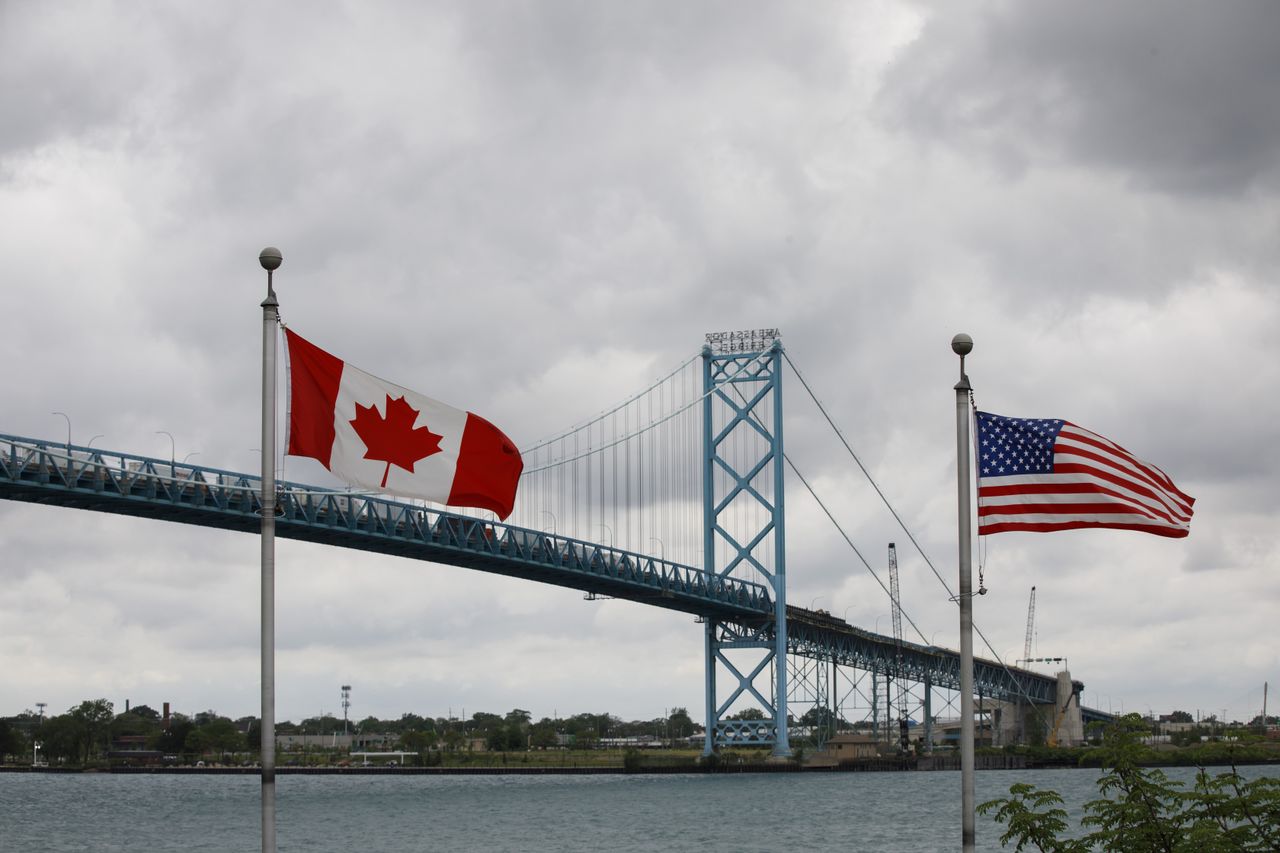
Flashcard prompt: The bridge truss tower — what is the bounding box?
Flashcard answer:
[701,329,790,757]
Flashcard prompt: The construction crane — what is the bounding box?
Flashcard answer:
[1022,586,1037,665]
[888,543,909,752]
[1017,587,1036,745]
[1016,586,1075,747]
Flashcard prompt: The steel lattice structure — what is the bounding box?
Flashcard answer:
[0,435,770,621]
[700,332,792,756]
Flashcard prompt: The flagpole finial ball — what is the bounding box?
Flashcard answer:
[951,333,973,356]
[259,247,283,272]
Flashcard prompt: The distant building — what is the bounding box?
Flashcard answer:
[806,733,880,767]
[107,734,164,765]
[278,733,346,750]
[274,731,399,752]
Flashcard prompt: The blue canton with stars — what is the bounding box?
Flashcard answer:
[976,412,1065,478]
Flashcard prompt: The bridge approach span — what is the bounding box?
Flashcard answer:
[0,435,771,623]
[783,607,1079,705]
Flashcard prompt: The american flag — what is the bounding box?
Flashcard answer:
[975,411,1195,538]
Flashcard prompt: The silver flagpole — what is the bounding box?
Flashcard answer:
[952,332,976,853]
[259,247,282,853]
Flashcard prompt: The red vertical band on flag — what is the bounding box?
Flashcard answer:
[285,329,343,468]
[448,413,524,520]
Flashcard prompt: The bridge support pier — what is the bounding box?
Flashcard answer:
[924,676,933,753]
[702,620,717,756]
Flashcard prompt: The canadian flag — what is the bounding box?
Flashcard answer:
[284,329,523,519]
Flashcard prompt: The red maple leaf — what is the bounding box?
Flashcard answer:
[349,395,444,488]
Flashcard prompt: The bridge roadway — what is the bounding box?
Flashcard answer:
[783,607,1099,715]
[1,434,1107,720]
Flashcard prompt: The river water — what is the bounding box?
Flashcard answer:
[2,766,1274,852]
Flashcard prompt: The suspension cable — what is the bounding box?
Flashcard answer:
[521,348,771,474]
[782,350,1059,718]
[521,352,700,453]
[783,351,958,600]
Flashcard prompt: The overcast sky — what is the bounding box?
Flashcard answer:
[3,1,1277,727]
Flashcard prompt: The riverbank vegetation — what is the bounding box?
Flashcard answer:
[981,715,1280,851]
[4,700,1279,774]
[0,700,705,768]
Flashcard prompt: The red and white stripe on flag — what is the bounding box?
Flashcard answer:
[976,411,1194,538]
[284,329,523,520]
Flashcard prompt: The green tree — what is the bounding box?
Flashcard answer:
[200,718,245,758]
[1168,710,1194,724]
[299,714,343,734]
[487,724,525,752]
[798,706,837,733]
[981,714,1280,852]
[184,728,212,756]
[110,710,160,740]
[728,708,766,721]
[40,714,86,763]
[468,712,503,735]
[70,699,114,761]
[529,722,558,749]
[245,719,261,753]
[395,713,428,733]
[667,707,695,739]
[155,714,195,758]
[441,727,466,752]
[0,719,24,760]
[401,729,437,753]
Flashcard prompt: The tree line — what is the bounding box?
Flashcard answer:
[0,700,703,764]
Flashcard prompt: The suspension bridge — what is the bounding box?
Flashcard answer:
[1,329,1110,755]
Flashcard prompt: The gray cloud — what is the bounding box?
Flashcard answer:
[1,0,1277,726]
[880,1,1280,196]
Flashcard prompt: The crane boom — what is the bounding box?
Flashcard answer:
[888,543,909,751]
[889,543,903,649]
[1023,586,1037,664]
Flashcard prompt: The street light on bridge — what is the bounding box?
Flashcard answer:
[52,412,71,450]
[155,430,176,475]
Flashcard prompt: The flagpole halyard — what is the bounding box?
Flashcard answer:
[952,332,977,853]
[258,246,282,853]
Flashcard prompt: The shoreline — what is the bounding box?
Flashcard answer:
[7,755,1279,776]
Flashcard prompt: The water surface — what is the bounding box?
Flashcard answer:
[2,766,1272,852]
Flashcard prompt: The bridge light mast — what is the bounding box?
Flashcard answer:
[51,412,71,452]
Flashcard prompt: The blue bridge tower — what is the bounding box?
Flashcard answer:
[701,329,790,757]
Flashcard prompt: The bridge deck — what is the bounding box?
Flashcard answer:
[0,436,771,622]
[1,433,1110,719]
[783,607,1081,705]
